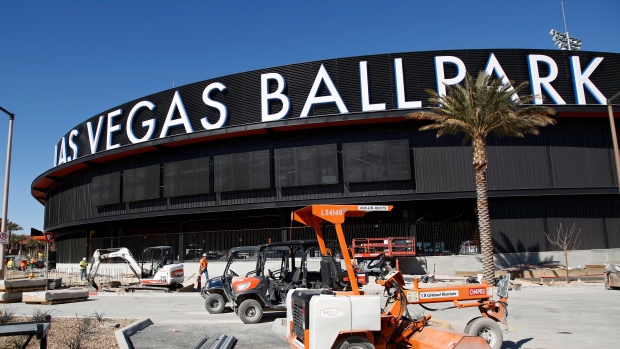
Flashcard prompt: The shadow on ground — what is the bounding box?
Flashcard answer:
[502,337,533,349]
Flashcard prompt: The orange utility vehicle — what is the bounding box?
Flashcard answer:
[286,204,509,349]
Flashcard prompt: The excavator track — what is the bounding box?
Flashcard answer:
[121,285,172,292]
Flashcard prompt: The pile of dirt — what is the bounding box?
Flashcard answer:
[0,316,136,349]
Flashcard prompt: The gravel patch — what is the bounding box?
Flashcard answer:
[0,316,136,349]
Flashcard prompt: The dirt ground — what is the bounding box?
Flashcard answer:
[0,315,136,349]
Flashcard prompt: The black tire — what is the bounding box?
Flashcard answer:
[337,336,375,349]
[204,294,226,314]
[238,299,263,324]
[464,317,503,349]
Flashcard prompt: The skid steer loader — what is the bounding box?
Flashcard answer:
[286,204,509,349]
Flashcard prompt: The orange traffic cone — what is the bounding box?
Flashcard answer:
[196,275,201,290]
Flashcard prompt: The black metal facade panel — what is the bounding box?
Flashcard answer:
[550,146,615,188]
[122,164,161,202]
[45,178,94,227]
[214,150,271,192]
[43,119,620,236]
[487,146,551,190]
[163,157,210,197]
[346,182,415,197]
[169,194,216,210]
[92,172,121,206]
[55,233,87,263]
[279,185,343,201]
[343,140,411,183]
[602,204,620,249]
[219,190,276,206]
[127,199,168,214]
[490,197,620,253]
[490,199,547,254]
[545,200,607,250]
[414,147,474,193]
[274,144,339,187]
[547,125,616,188]
[50,49,620,166]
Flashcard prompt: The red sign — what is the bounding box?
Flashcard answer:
[469,288,487,296]
[44,232,54,243]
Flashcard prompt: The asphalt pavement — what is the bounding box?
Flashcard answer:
[1,283,619,349]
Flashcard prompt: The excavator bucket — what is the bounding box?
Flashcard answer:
[86,279,98,292]
[407,326,491,349]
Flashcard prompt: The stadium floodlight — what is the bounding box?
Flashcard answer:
[550,2,582,51]
[550,28,582,50]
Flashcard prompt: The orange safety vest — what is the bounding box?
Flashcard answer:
[199,257,208,272]
[20,260,28,268]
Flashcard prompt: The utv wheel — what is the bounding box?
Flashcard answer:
[464,317,503,349]
[238,299,263,324]
[337,336,375,349]
[204,294,226,314]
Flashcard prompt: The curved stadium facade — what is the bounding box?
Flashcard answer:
[31,49,620,263]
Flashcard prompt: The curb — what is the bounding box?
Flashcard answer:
[115,318,153,349]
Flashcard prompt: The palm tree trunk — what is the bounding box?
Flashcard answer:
[473,137,494,284]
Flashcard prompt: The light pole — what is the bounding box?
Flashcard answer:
[607,92,620,194]
[0,105,15,280]
[549,2,582,51]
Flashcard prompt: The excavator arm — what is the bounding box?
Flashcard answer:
[87,248,143,290]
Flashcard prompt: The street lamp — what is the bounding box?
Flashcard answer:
[0,105,15,279]
[607,92,620,194]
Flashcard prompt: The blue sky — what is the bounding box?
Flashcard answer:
[1,0,619,234]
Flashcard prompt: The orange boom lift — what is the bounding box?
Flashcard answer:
[286,204,509,349]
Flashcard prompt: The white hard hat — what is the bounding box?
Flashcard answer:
[83,257,86,260]
[203,253,207,257]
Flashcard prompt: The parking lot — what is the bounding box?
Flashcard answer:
[2,282,619,348]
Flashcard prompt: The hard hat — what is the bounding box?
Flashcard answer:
[82,257,86,260]
[203,253,207,257]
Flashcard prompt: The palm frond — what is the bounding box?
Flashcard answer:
[408,71,556,141]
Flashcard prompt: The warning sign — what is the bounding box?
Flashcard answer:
[419,290,459,299]
[0,232,8,245]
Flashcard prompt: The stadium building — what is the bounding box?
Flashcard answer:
[31,49,620,263]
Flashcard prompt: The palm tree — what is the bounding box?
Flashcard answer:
[9,233,28,255]
[406,72,556,283]
[0,218,22,233]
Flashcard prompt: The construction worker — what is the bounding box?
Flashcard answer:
[79,257,88,280]
[7,258,14,269]
[198,253,209,282]
[29,256,36,270]
[19,258,28,271]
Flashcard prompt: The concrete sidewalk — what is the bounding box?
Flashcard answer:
[1,282,618,348]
